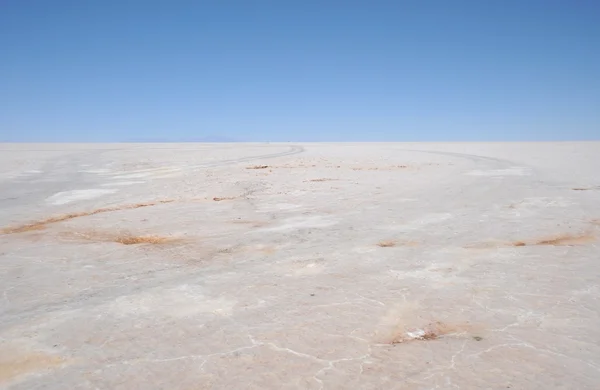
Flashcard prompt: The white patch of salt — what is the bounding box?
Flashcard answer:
[46,189,118,205]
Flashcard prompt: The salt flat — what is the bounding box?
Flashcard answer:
[1,142,599,389]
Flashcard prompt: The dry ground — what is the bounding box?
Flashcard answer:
[1,142,599,389]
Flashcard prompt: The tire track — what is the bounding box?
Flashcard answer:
[183,145,305,170]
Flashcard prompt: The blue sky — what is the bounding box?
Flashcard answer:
[1,1,599,142]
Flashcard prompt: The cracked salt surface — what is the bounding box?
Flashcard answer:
[2,142,600,389]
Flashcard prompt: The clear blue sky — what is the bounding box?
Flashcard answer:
[1,1,599,142]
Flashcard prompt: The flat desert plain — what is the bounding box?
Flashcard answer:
[1,142,599,389]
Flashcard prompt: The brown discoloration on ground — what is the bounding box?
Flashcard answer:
[257,246,277,255]
[377,303,482,346]
[246,165,269,170]
[391,329,439,343]
[377,240,417,248]
[468,233,595,248]
[1,200,175,235]
[389,321,477,345]
[0,352,65,383]
[114,235,179,245]
[59,231,182,246]
[377,240,397,248]
[509,233,595,247]
[213,197,236,202]
[533,233,595,246]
